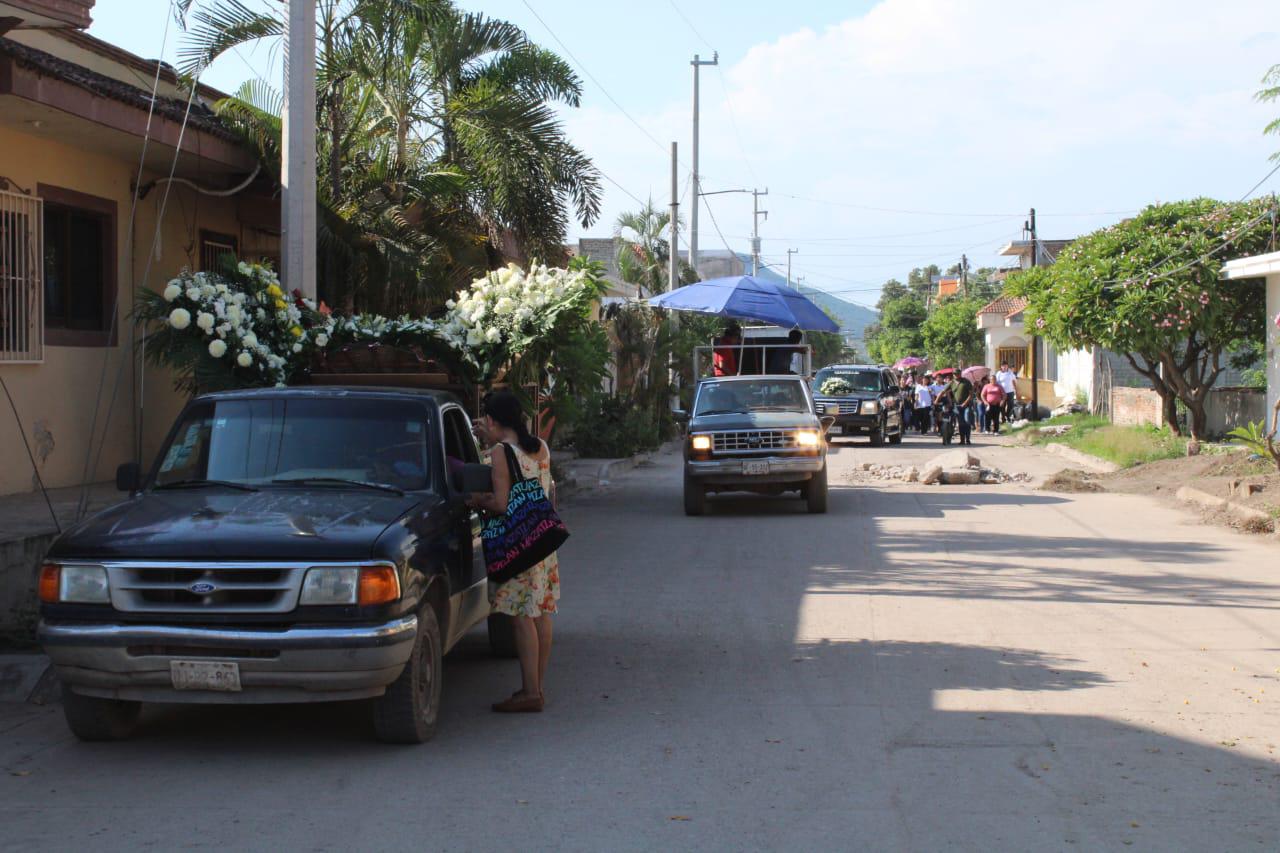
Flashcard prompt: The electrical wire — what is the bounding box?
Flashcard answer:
[0,375,59,534]
[699,191,743,261]
[666,0,715,51]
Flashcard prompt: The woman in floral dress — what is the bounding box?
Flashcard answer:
[468,391,560,713]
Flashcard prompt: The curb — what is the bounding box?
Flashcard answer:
[1043,442,1120,473]
[1175,485,1277,532]
[0,653,53,704]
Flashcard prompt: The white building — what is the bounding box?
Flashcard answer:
[1221,251,1280,427]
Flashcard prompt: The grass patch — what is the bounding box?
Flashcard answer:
[1015,414,1187,468]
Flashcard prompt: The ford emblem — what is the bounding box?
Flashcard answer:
[189,581,217,594]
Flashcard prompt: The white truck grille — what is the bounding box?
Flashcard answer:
[712,430,798,452]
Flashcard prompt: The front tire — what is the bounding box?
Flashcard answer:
[61,687,140,741]
[868,421,885,446]
[684,473,706,516]
[487,613,518,659]
[373,605,443,744]
[805,466,829,514]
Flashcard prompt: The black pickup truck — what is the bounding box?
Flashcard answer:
[37,387,504,743]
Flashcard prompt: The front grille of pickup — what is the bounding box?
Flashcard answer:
[105,563,306,614]
[815,399,859,415]
[712,430,797,452]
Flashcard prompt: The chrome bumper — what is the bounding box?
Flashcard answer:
[686,455,824,483]
[39,616,418,704]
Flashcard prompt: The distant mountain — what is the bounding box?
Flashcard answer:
[748,262,878,338]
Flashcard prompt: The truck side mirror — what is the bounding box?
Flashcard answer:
[820,416,836,432]
[672,409,689,425]
[116,462,141,493]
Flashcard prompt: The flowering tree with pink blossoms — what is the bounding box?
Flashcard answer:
[1008,198,1277,439]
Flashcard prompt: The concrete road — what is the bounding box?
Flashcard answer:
[2,433,1278,851]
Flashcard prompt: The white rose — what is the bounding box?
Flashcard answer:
[236,352,253,368]
[315,334,329,347]
[185,287,201,302]
[243,332,258,348]
[207,339,227,358]
[292,343,303,353]
[196,312,215,332]
[200,284,216,298]
[163,283,182,302]
[466,329,484,347]
[494,297,516,315]
[168,308,191,330]
[226,305,242,324]
[445,299,457,310]
[485,327,502,343]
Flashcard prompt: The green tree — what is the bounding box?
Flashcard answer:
[906,265,940,301]
[866,295,926,365]
[1008,198,1275,439]
[921,296,986,367]
[875,278,908,312]
[179,0,601,313]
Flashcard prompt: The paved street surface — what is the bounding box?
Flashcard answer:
[2,433,1279,851]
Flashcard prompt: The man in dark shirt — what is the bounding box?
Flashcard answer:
[947,368,975,445]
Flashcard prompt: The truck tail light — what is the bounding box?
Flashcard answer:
[39,563,60,603]
[358,565,401,606]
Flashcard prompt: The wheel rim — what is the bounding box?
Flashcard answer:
[417,632,436,721]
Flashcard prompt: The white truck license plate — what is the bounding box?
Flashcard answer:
[828,425,844,435]
[742,460,770,475]
[170,660,242,692]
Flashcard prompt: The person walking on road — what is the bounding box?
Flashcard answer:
[995,361,1018,423]
[981,377,1007,434]
[913,375,933,433]
[469,391,560,714]
[948,368,974,445]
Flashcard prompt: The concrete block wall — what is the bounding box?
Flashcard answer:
[1204,388,1267,436]
[1111,386,1164,427]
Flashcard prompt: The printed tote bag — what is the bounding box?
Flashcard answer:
[482,443,570,585]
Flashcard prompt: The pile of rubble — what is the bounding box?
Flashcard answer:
[857,450,1032,486]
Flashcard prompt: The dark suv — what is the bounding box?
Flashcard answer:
[37,387,501,744]
[811,364,905,445]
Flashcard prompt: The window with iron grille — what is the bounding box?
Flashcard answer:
[0,189,43,363]
[200,230,238,275]
[38,184,116,348]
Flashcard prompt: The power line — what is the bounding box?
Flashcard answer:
[699,191,742,260]
[666,0,715,51]
[1241,161,1280,202]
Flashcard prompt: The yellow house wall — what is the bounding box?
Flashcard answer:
[0,124,251,497]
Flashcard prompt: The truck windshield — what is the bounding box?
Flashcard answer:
[812,369,882,395]
[694,379,810,415]
[153,398,432,492]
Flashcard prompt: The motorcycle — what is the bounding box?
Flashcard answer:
[935,397,956,445]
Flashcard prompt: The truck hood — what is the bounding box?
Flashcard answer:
[46,489,429,562]
[689,411,820,432]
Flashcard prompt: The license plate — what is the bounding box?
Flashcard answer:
[170,660,242,692]
[742,460,770,475]
[828,426,844,435]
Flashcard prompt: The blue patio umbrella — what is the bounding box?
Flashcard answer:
[647,275,840,332]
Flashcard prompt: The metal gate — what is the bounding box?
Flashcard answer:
[0,188,43,363]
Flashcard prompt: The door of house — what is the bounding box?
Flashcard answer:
[997,346,1027,376]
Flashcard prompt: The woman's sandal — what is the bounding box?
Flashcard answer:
[492,692,544,713]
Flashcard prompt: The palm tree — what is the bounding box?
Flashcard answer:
[176,0,601,311]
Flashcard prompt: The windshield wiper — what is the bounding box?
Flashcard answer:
[695,408,742,416]
[271,476,405,496]
[154,479,259,492]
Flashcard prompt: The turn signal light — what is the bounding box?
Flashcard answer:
[38,563,60,603]
[358,565,401,606]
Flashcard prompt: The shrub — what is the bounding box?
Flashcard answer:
[570,393,661,459]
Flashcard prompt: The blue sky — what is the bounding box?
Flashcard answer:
[88,0,1280,308]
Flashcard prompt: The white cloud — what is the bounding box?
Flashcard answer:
[562,0,1279,304]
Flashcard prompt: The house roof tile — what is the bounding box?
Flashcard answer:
[975,295,1028,316]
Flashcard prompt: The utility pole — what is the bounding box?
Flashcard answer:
[960,253,969,298]
[1028,207,1040,422]
[688,52,718,278]
[786,248,799,285]
[752,187,768,276]
[282,0,317,299]
[669,142,680,295]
